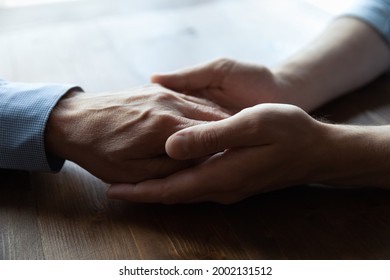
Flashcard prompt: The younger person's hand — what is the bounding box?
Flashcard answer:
[107,104,326,203]
[152,58,291,114]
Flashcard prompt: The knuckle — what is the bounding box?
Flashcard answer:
[213,58,235,73]
[155,92,173,102]
[159,112,176,123]
[198,129,219,152]
[213,57,233,66]
[155,113,180,130]
[247,117,264,136]
[152,91,178,104]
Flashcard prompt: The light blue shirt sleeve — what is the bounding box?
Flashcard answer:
[0,79,79,172]
[343,0,390,45]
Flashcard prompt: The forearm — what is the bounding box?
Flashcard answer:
[312,123,390,188]
[273,17,390,111]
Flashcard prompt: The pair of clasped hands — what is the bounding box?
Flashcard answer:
[46,59,327,204]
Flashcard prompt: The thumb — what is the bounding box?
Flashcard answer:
[151,60,221,92]
[166,114,255,160]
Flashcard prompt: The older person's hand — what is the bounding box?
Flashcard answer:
[45,84,229,183]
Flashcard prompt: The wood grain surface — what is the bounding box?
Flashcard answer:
[1,0,390,260]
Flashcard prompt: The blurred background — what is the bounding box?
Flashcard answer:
[0,0,355,12]
[0,0,353,92]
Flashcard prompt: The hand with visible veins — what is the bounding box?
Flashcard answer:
[45,84,229,183]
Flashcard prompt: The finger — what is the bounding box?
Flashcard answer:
[151,59,227,92]
[107,183,159,203]
[165,93,230,122]
[107,154,227,204]
[107,173,208,204]
[179,101,230,122]
[111,155,193,183]
[166,111,268,160]
[147,86,230,121]
[177,92,225,110]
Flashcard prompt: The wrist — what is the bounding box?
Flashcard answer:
[272,63,323,112]
[308,123,390,188]
[45,89,84,160]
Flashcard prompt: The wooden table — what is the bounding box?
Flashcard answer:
[1,0,390,260]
